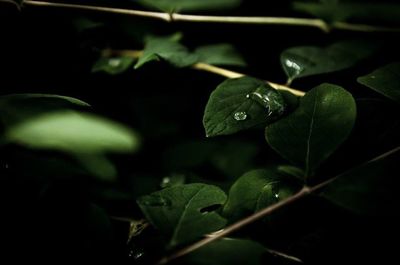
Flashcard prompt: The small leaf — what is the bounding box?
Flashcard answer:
[293,1,400,24]
[223,169,299,222]
[194,44,246,67]
[184,238,265,265]
[135,35,198,69]
[137,0,241,12]
[265,83,356,177]
[5,110,140,154]
[357,62,400,104]
[323,148,400,216]
[281,40,377,83]
[137,183,227,247]
[203,77,286,137]
[92,57,135,75]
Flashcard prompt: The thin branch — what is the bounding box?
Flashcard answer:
[266,248,304,263]
[193,63,305,97]
[103,49,305,97]
[158,146,400,264]
[21,1,400,33]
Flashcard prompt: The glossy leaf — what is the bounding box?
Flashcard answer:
[203,77,286,137]
[137,183,227,247]
[323,148,400,215]
[135,35,198,69]
[357,62,400,104]
[92,57,135,75]
[0,93,90,126]
[137,0,241,12]
[5,110,140,154]
[266,83,356,177]
[184,238,265,265]
[223,169,299,221]
[281,40,377,82]
[194,43,246,67]
[293,1,400,23]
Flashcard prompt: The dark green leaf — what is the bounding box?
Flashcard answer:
[92,57,135,75]
[265,83,356,177]
[4,110,140,154]
[135,35,198,69]
[293,1,400,24]
[223,169,299,221]
[194,44,246,67]
[323,148,400,215]
[281,40,378,83]
[357,62,400,104]
[184,238,265,265]
[137,183,227,247]
[203,77,286,137]
[0,93,90,126]
[137,0,241,12]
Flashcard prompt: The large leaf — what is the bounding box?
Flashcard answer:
[323,147,400,215]
[92,57,135,75]
[0,93,90,126]
[281,40,377,83]
[184,238,265,265]
[137,0,241,12]
[265,83,356,177]
[135,35,198,69]
[203,77,286,137]
[4,110,140,154]
[194,43,246,67]
[293,1,400,24]
[137,183,227,247]
[223,169,300,222]
[357,62,400,104]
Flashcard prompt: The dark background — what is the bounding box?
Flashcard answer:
[0,0,400,264]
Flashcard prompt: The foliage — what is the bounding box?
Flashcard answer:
[1,0,400,264]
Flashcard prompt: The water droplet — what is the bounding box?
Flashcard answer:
[128,248,145,260]
[108,58,121,67]
[371,75,376,79]
[274,193,279,199]
[234,111,247,121]
[285,59,304,76]
[249,86,286,117]
[161,177,170,185]
[246,94,250,99]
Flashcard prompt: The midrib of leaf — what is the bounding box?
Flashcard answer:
[256,181,278,210]
[170,186,205,246]
[305,90,318,178]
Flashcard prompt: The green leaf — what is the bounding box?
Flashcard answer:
[323,148,400,216]
[203,77,286,137]
[0,93,90,126]
[293,1,400,24]
[135,35,198,69]
[4,110,140,154]
[92,57,135,75]
[194,44,246,67]
[137,183,227,247]
[357,62,400,104]
[281,40,378,83]
[184,238,265,265]
[137,0,241,12]
[265,83,356,177]
[223,169,299,222]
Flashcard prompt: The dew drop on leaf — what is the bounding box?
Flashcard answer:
[233,111,247,121]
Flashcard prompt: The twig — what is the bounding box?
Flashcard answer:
[157,146,400,264]
[103,49,306,97]
[21,1,400,33]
